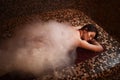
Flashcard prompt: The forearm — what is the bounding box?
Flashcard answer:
[78,39,104,52]
[91,40,104,52]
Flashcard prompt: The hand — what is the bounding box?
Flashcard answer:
[88,39,99,45]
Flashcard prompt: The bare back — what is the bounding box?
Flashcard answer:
[0,21,79,75]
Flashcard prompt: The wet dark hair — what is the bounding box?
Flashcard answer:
[80,24,98,39]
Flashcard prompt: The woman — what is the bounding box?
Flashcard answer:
[75,24,103,52]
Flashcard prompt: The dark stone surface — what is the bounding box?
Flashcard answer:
[0,0,120,42]
[0,0,120,80]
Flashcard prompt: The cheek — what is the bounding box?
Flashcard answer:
[84,34,88,40]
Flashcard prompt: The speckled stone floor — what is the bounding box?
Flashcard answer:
[35,9,120,80]
[0,9,120,80]
[0,0,120,80]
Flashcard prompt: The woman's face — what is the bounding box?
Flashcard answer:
[82,30,96,41]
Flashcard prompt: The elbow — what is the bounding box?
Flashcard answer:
[94,46,104,52]
[99,46,104,52]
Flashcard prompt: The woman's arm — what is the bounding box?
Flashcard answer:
[77,39,103,52]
